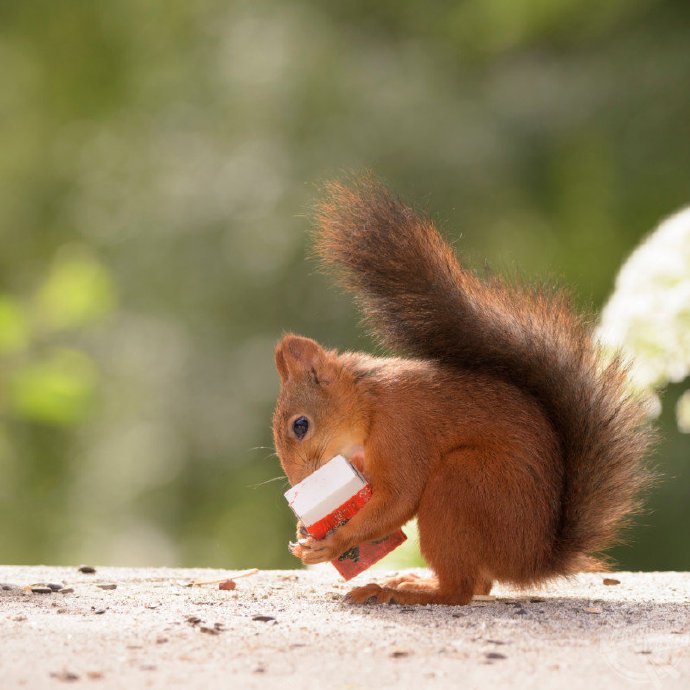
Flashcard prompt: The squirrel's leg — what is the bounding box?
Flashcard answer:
[348,449,487,605]
[474,578,493,595]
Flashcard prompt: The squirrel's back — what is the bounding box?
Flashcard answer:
[314,176,655,575]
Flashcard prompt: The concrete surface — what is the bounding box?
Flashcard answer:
[1,566,689,689]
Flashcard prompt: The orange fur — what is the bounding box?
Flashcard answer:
[272,177,655,606]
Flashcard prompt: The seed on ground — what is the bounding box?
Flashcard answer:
[78,565,96,574]
[390,650,410,658]
[50,671,79,682]
[199,626,220,635]
[97,583,117,590]
[31,587,53,594]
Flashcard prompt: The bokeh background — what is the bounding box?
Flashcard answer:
[1,0,689,571]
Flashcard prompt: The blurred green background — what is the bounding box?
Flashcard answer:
[1,0,688,571]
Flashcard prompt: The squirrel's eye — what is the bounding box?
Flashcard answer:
[292,416,309,440]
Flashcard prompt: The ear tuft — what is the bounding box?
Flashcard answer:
[274,334,336,384]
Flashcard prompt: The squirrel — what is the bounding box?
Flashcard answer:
[272,176,655,605]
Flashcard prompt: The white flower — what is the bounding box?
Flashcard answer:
[597,206,690,432]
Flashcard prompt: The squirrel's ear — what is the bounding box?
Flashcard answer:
[274,334,336,385]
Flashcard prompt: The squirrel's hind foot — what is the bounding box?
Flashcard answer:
[345,577,474,606]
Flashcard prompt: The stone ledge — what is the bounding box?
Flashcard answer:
[1,566,689,689]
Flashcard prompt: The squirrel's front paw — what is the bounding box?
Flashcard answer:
[289,535,341,565]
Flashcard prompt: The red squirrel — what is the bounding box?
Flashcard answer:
[272,176,654,605]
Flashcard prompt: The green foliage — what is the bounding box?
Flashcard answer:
[8,349,97,425]
[0,248,114,424]
[37,251,116,331]
[0,0,688,570]
[0,297,28,354]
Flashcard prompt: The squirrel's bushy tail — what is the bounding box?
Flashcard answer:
[314,176,655,574]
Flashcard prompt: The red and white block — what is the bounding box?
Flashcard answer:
[285,455,407,580]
